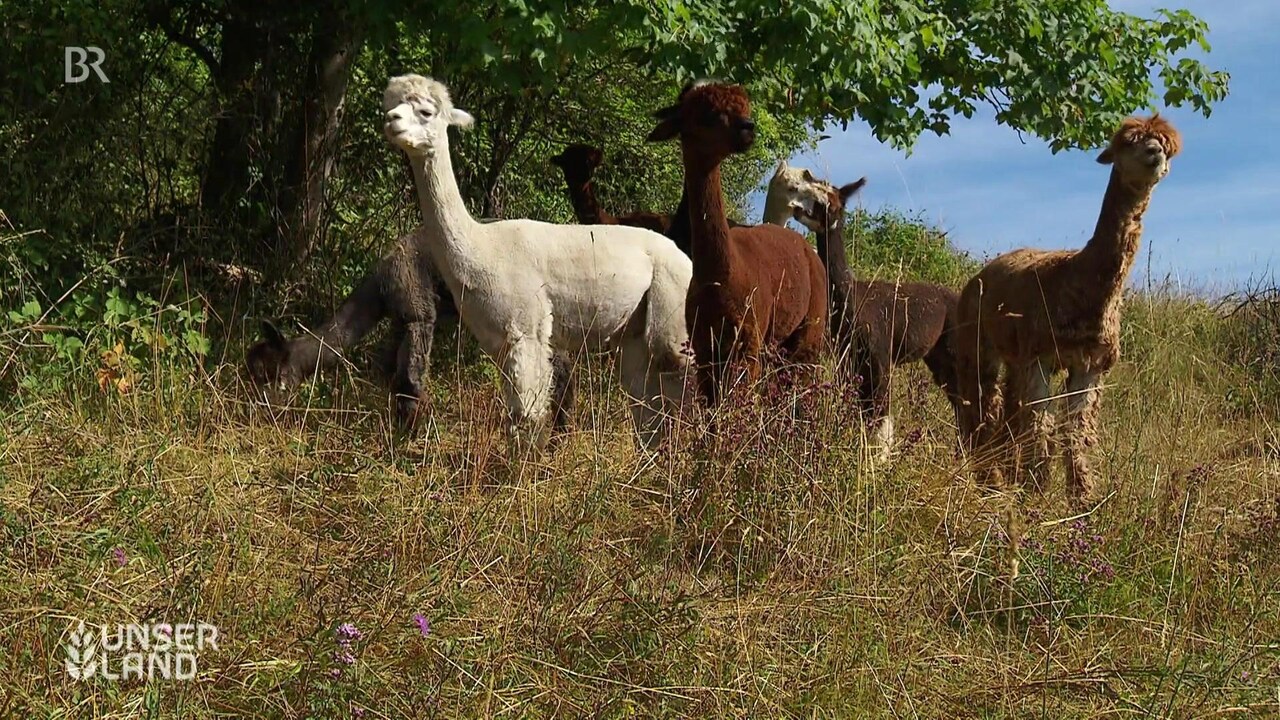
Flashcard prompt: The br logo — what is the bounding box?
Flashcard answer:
[65,46,109,84]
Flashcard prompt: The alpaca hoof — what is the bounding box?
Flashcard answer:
[394,393,427,432]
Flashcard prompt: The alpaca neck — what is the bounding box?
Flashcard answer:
[761,188,793,225]
[816,213,855,292]
[1078,168,1154,295]
[405,136,480,282]
[665,187,693,256]
[681,150,735,277]
[562,174,613,225]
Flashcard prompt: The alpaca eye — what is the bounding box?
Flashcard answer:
[417,108,434,119]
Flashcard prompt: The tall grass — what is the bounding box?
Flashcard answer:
[1,283,1278,718]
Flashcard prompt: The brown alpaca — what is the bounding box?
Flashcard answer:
[648,81,828,404]
[955,115,1182,500]
[796,179,962,458]
[550,144,671,234]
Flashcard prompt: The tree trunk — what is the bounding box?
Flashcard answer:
[275,9,364,264]
[199,13,263,221]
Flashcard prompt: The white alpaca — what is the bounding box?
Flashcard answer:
[382,74,692,451]
[762,160,834,226]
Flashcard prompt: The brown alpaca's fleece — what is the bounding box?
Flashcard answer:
[804,181,963,436]
[550,144,671,234]
[651,82,827,405]
[955,115,1182,500]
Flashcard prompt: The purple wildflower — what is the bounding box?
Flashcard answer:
[336,622,362,642]
[112,547,127,567]
[334,648,356,665]
[329,667,342,679]
[413,613,431,637]
[353,707,366,718]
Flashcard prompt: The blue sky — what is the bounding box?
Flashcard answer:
[749,1,1278,292]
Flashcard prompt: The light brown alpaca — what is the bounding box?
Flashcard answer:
[956,115,1182,501]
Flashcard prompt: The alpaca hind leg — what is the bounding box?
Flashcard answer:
[500,340,555,459]
[619,339,665,448]
[1062,367,1102,503]
[392,319,434,430]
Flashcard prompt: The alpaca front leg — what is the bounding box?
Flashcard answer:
[1062,367,1102,503]
[500,341,555,459]
[549,351,577,434]
[864,351,894,464]
[392,320,434,430]
[1004,360,1053,491]
[955,339,1001,453]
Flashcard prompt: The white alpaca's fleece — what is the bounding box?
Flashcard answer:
[383,74,692,450]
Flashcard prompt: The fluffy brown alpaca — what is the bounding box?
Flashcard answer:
[955,115,1183,500]
[796,179,962,458]
[648,81,828,405]
[550,144,671,234]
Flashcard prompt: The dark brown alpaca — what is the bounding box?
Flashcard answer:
[247,229,575,431]
[550,144,671,234]
[796,181,962,458]
[648,81,827,404]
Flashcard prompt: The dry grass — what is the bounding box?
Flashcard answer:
[1,294,1279,718]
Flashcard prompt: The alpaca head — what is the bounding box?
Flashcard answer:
[383,74,475,158]
[647,80,755,159]
[770,160,839,219]
[550,144,605,182]
[794,177,867,234]
[1096,114,1182,186]
[245,320,305,392]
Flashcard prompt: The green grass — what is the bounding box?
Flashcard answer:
[1,293,1279,718]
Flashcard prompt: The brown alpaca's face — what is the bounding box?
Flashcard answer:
[646,82,756,157]
[1097,116,1182,186]
[549,144,604,181]
[1109,136,1173,184]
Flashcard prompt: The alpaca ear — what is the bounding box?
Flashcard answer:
[550,151,566,167]
[801,168,818,183]
[261,320,287,348]
[775,159,789,175]
[447,108,475,128]
[647,118,680,142]
[587,147,603,166]
[1096,146,1115,165]
[838,178,867,203]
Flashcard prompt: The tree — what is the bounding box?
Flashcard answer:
[405,0,1228,151]
[2,0,1228,283]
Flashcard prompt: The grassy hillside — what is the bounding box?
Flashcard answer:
[2,246,1279,716]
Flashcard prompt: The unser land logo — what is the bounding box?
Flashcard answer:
[65,621,218,681]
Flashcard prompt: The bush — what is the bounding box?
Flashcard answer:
[844,208,979,287]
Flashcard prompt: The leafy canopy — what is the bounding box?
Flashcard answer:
[403,0,1229,151]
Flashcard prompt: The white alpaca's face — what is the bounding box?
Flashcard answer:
[770,163,834,220]
[383,89,474,158]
